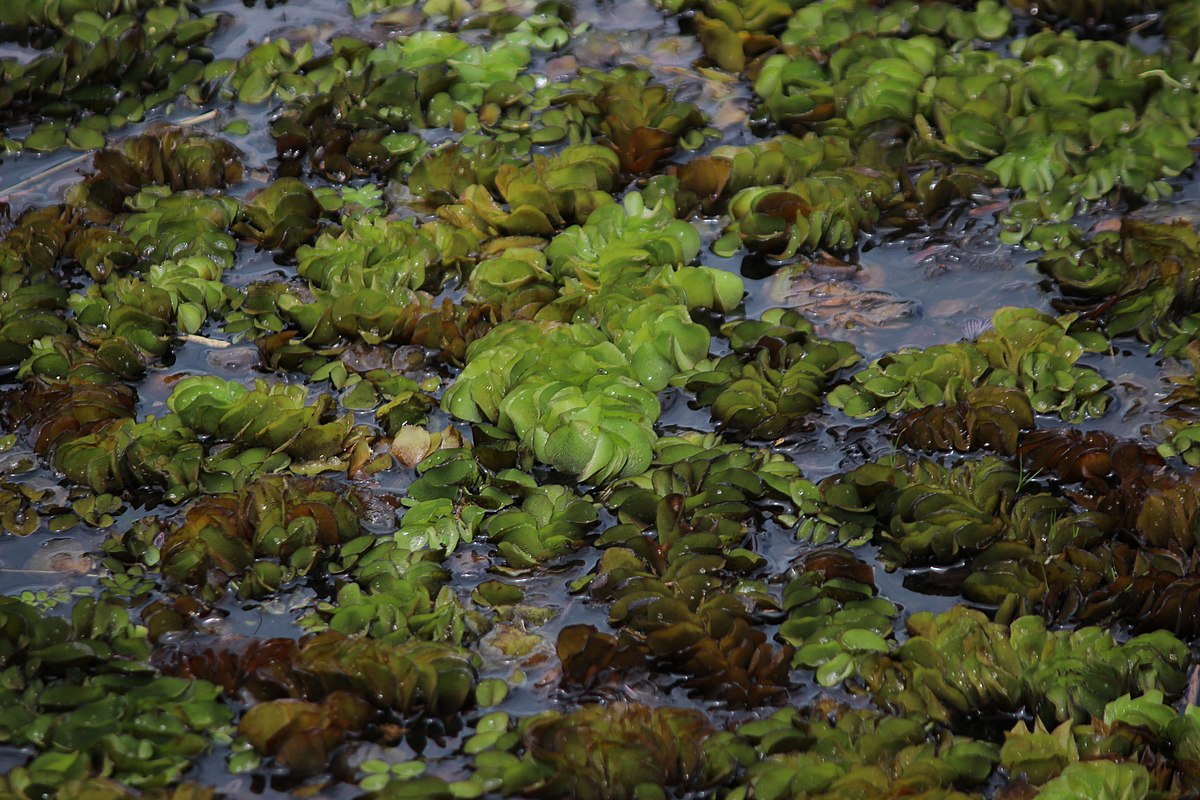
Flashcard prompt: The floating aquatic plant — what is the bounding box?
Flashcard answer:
[1,5,222,154]
[515,704,719,800]
[167,376,368,464]
[894,386,1034,455]
[157,632,475,774]
[731,703,997,800]
[695,130,989,257]
[544,191,703,288]
[942,428,1200,638]
[1038,218,1200,354]
[107,476,365,600]
[120,190,239,271]
[54,415,203,499]
[680,308,860,439]
[828,307,1109,422]
[67,130,243,218]
[237,692,375,777]
[0,596,231,796]
[443,320,659,483]
[747,10,1200,244]
[559,67,712,174]
[565,434,818,705]
[481,481,598,569]
[779,549,897,687]
[0,207,74,365]
[817,454,1018,565]
[870,606,1188,726]
[1,0,1199,797]
[296,216,441,296]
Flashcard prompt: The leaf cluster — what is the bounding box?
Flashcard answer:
[828,307,1109,422]
[0,596,230,796]
[681,308,860,439]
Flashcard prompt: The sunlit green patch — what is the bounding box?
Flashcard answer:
[827,307,1110,423]
[869,606,1188,727]
[1,0,1200,797]
[746,7,1200,245]
[779,549,897,687]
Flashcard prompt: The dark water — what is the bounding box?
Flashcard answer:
[0,0,1197,796]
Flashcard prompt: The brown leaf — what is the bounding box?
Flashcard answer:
[617,127,676,174]
[756,191,812,223]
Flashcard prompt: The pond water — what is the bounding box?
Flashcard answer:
[1,0,1199,798]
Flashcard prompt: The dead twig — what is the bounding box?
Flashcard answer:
[0,152,91,201]
[181,333,232,349]
[1186,663,1200,707]
[0,568,102,578]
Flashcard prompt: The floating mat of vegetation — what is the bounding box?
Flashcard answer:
[1,0,1200,797]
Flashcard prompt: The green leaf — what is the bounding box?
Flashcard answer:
[67,126,106,151]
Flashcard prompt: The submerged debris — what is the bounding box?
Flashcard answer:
[771,269,921,330]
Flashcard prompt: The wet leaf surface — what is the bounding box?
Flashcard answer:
[0,0,1200,797]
